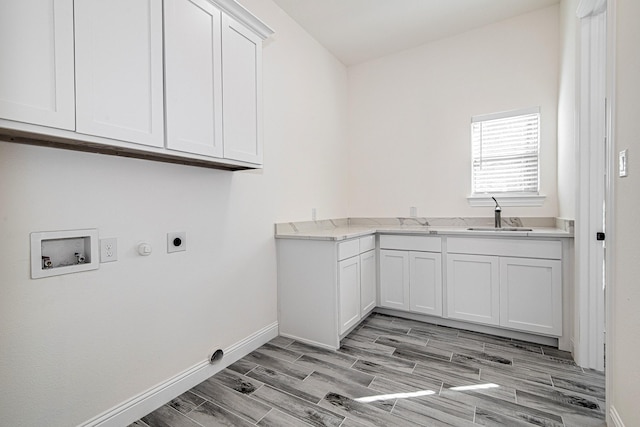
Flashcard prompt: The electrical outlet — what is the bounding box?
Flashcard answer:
[312,208,317,221]
[100,238,118,262]
[167,232,186,253]
[410,207,417,217]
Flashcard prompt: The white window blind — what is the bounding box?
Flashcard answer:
[471,107,540,195]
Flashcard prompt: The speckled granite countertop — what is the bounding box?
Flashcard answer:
[275,217,574,241]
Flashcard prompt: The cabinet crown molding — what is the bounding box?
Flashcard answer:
[211,0,274,39]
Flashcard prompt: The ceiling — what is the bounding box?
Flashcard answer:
[271,0,560,66]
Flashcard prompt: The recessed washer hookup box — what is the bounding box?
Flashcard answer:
[30,229,99,279]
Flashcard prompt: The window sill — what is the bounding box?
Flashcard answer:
[467,194,546,207]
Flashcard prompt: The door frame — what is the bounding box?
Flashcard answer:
[575,0,609,372]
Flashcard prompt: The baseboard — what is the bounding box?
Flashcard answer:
[278,332,338,351]
[610,405,626,427]
[79,322,278,427]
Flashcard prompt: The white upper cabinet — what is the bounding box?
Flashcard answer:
[74,0,164,147]
[221,14,263,164]
[164,0,223,157]
[0,0,272,169]
[0,0,75,130]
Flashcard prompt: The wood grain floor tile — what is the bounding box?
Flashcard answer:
[133,313,605,427]
[167,390,205,414]
[257,408,315,427]
[187,400,256,427]
[252,385,345,427]
[247,365,325,404]
[319,392,423,427]
[191,377,271,423]
[141,405,202,427]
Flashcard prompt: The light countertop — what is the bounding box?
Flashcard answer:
[275,217,573,241]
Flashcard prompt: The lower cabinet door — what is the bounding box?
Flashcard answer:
[360,249,377,315]
[409,251,442,316]
[338,256,361,334]
[500,257,562,336]
[446,253,500,326]
[379,250,410,310]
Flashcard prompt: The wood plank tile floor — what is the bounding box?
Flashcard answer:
[131,313,606,427]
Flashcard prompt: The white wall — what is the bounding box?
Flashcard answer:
[0,0,348,425]
[610,0,640,424]
[347,6,560,218]
[557,0,579,220]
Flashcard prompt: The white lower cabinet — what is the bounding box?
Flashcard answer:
[446,254,500,326]
[409,251,443,316]
[379,235,443,315]
[379,250,410,310]
[446,237,563,336]
[278,233,566,349]
[338,255,361,334]
[500,257,562,335]
[360,249,377,314]
[277,235,376,349]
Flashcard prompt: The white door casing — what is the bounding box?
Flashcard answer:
[575,0,607,371]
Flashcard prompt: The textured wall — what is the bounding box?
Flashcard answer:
[347,6,560,218]
[0,0,349,424]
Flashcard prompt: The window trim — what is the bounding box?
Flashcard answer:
[467,193,546,207]
[468,107,544,207]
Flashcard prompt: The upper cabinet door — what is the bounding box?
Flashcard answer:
[0,0,75,130]
[74,0,164,147]
[221,15,263,164]
[164,0,223,157]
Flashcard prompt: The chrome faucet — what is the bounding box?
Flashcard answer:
[492,197,502,228]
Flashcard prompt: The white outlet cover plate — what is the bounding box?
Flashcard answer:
[100,238,118,262]
[167,232,186,253]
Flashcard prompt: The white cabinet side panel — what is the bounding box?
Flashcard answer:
[276,239,339,349]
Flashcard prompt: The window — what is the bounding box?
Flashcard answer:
[470,107,541,203]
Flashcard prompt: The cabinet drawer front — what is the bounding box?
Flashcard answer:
[359,235,376,253]
[338,239,360,261]
[447,238,562,260]
[380,235,441,252]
